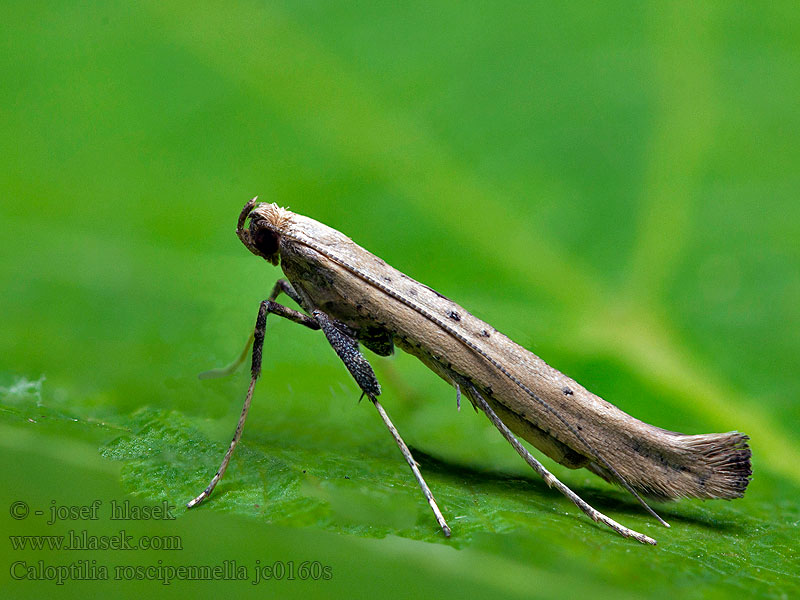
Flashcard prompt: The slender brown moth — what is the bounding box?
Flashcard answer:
[188,198,752,545]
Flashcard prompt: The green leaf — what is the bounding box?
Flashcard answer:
[1,1,799,598]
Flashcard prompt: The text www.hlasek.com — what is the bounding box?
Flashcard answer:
[10,529,182,551]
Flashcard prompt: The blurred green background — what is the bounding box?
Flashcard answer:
[1,1,798,598]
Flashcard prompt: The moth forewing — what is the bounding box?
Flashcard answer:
[275,205,750,503]
[189,198,751,545]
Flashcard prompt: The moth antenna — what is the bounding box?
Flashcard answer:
[236,196,260,247]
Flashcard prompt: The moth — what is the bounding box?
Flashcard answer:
[188,198,752,545]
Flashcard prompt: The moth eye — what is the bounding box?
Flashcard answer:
[251,225,280,258]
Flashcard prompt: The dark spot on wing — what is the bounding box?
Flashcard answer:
[408,288,418,296]
[383,276,392,283]
[562,386,574,395]
[480,329,490,338]
[448,311,461,321]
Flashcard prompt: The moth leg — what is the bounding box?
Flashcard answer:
[313,309,451,537]
[269,278,305,307]
[198,279,305,380]
[187,299,320,508]
[465,383,657,546]
[198,332,254,380]
[371,397,452,537]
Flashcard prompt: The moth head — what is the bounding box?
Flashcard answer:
[236,197,292,266]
